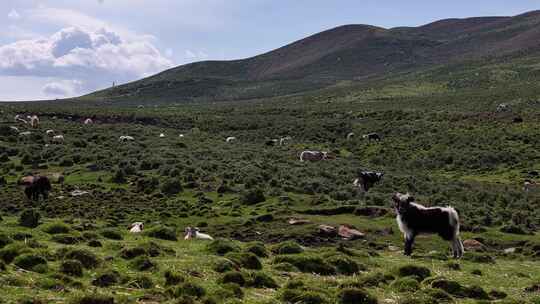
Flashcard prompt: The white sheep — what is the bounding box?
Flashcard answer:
[129,222,144,233]
[184,227,213,240]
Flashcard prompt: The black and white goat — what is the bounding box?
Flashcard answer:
[392,192,464,259]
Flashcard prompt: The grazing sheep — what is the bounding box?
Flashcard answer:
[392,192,464,259]
[84,118,93,125]
[129,222,144,233]
[184,227,213,240]
[9,126,19,133]
[119,136,135,142]
[362,133,381,141]
[159,133,166,138]
[46,130,55,136]
[19,131,32,137]
[14,115,27,124]
[52,135,64,143]
[496,103,510,112]
[226,136,237,143]
[179,134,185,138]
[346,132,355,140]
[353,171,384,192]
[30,115,39,129]
[524,180,539,192]
[279,136,292,146]
[300,150,328,162]
[265,139,279,146]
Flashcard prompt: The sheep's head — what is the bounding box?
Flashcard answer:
[392,192,414,214]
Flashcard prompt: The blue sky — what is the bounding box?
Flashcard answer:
[1,0,538,101]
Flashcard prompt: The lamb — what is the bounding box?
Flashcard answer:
[279,136,292,146]
[46,130,55,136]
[226,136,237,143]
[184,227,213,240]
[346,132,355,140]
[129,222,144,233]
[392,192,464,259]
[119,135,135,142]
[52,135,64,143]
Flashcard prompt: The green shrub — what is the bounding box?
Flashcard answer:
[273,255,335,275]
[0,233,12,249]
[212,283,243,299]
[51,234,80,245]
[220,271,246,286]
[272,241,304,254]
[14,254,48,272]
[247,272,278,288]
[92,270,120,287]
[328,256,361,275]
[128,275,154,289]
[225,252,262,270]
[0,243,32,263]
[168,281,206,299]
[338,288,378,304]
[245,242,268,257]
[358,272,395,287]
[164,270,185,286]
[100,229,123,240]
[145,226,177,241]
[130,256,157,271]
[391,276,420,292]
[240,189,266,205]
[161,179,183,195]
[281,289,330,304]
[462,252,495,264]
[431,279,465,296]
[273,262,299,272]
[213,258,236,273]
[207,239,240,256]
[397,264,431,281]
[73,294,114,304]
[19,209,41,228]
[42,222,71,234]
[64,249,100,269]
[60,260,84,277]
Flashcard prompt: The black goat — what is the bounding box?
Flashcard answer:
[354,171,384,192]
[392,192,464,259]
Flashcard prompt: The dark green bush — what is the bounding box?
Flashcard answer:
[14,253,48,272]
[247,272,278,288]
[128,275,154,289]
[144,226,177,241]
[60,260,84,277]
[164,270,185,286]
[207,239,240,256]
[130,256,157,271]
[224,252,262,270]
[328,256,361,275]
[240,189,266,205]
[42,222,71,234]
[219,271,246,286]
[92,270,120,287]
[213,258,236,273]
[338,288,378,304]
[245,241,268,257]
[51,234,80,244]
[19,209,41,228]
[391,276,420,292]
[161,179,183,195]
[0,233,12,249]
[273,255,335,275]
[272,241,304,254]
[100,229,123,240]
[64,249,100,269]
[397,264,431,281]
[73,294,114,304]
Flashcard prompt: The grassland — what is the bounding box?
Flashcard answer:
[0,60,539,303]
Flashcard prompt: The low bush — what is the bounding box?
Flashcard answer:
[247,272,278,288]
[100,229,123,240]
[391,276,420,292]
[14,254,48,272]
[273,255,335,275]
[19,209,41,228]
[130,256,157,271]
[60,260,84,277]
[42,222,71,234]
[219,271,246,286]
[64,249,100,269]
[164,270,185,286]
[338,288,378,304]
[224,252,262,270]
[396,264,431,281]
[272,241,303,255]
[144,226,177,241]
[92,270,120,287]
[207,239,240,256]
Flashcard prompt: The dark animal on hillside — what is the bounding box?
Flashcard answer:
[392,192,464,259]
[353,171,384,192]
[362,133,381,141]
[23,176,52,201]
[300,150,328,162]
[265,139,279,146]
[528,170,539,177]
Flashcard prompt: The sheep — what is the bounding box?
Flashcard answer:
[52,135,64,143]
[30,115,39,129]
[226,136,237,143]
[362,133,381,141]
[179,134,185,138]
[46,130,55,136]
[129,222,144,233]
[279,136,292,146]
[300,150,328,162]
[524,180,539,192]
[84,118,93,125]
[184,227,213,240]
[119,136,135,142]
[353,171,384,192]
[392,192,464,259]
[346,132,355,140]
[14,115,27,124]
[496,103,510,112]
[9,126,19,133]
[159,133,166,138]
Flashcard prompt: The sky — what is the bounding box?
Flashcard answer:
[0,1,539,101]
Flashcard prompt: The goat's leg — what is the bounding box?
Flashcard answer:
[453,237,464,259]
[404,234,415,256]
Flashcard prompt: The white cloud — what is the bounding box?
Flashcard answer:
[42,79,83,97]
[0,26,173,97]
[8,9,21,21]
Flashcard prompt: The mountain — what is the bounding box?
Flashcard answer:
[85,10,540,103]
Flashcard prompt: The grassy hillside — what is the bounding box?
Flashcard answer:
[1,54,540,303]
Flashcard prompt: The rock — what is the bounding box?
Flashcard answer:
[70,190,90,197]
[318,225,337,237]
[504,247,516,254]
[338,225,365,240]
[288,218,311,225]
[463,239,485,251]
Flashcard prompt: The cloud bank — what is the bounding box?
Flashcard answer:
[0,25,173,98]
